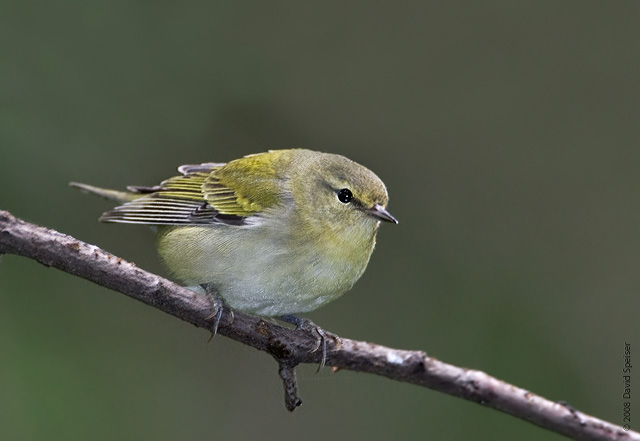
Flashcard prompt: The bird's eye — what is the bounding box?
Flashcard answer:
[337,188,353,203]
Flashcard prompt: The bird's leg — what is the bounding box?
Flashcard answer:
[200,283,234,340]
[279,315,342,371]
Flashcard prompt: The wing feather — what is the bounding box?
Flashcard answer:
[100,151,283,225]
[100,165,239,225]
[99,153,287,225]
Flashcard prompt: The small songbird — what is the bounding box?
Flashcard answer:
[71,149,396,336]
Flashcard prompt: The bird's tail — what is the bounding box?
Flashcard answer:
[69,182,139,203]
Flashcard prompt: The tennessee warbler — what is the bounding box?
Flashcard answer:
[71,149,396,318]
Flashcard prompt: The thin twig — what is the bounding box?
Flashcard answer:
[278,361,302,411]
[0,210,636,441]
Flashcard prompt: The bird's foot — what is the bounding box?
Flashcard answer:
[200,283,234,340]
[279,315,342,371]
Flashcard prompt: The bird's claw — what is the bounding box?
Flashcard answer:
[279,315,342,371]
[201,283,234,341]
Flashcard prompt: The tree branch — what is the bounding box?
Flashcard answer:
[0,210,635,441]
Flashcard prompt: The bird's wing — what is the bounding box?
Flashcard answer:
[202,152,284,217]
[100,154,284,225]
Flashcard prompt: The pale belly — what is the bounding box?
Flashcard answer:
[156,224,375,316]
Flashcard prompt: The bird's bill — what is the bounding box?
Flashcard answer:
[366,204,398,224]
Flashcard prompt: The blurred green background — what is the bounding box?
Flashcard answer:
[1,2,638,440]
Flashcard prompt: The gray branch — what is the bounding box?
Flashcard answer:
[0,210,635,441]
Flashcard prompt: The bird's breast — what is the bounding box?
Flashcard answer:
[156,220,378,316]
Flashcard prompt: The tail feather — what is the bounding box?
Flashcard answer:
[69,182,139,203]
